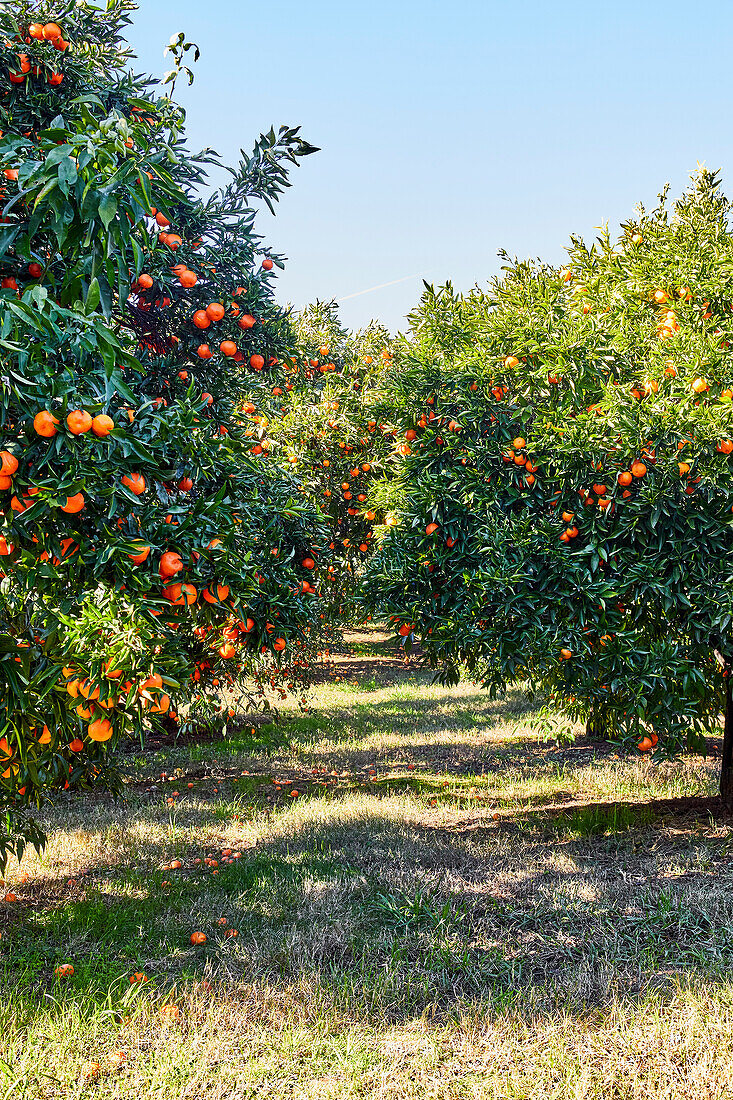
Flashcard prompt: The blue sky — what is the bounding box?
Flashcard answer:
[127,1,733,333]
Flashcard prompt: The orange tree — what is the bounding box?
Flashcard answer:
[365,171,733,804]
[268,300,395,622]
[0,0,326,866]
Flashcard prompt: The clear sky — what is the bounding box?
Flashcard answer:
[126,1,733,333]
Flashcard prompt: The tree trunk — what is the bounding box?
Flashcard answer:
[720,680,733,809]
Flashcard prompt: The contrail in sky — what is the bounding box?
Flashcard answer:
[336,272,424,302]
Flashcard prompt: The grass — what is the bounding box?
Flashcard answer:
[1,626,732,1098]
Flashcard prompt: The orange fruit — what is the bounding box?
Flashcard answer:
[163,582,197,605]
[220,340,237,357]
[159,551,184,578]
[190,931,207,945]
[206,303,225,321]
[54,963,74,977]
[250,354,265,371]
[33,410,59,437]
[273,637,286,652]
[128,543,151,564]
[0,451,18,477]
[61,493,85,513]
[91,414,114,437]
[42,22,63,40]
[88,718,113,742]
[121,472,146,495]
[202,584,229,603]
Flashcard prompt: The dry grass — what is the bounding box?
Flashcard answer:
[2,627,732,1098]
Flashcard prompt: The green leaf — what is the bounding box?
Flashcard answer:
[99,194,118,231]
[85,278,101,313]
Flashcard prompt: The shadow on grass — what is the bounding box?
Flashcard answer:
[5,783,733,1024]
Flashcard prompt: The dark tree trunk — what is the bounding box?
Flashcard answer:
[720,680,733,809]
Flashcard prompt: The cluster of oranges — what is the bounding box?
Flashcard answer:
[6,20,67,87]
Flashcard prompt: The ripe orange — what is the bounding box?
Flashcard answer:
[559,648,572,660]
[121,472,146,495]
[88,718,113,742]
[192,310,210,329]
[261,258,274,270]
[0,451,18,476]
[206,303,225,321]
[66,411,91,435]
[163,582,197,605]
[54,963,74,977]
[178,269,198,288]
[42,22,63,40]
[61,493,85,513]
[630,461,647,478]
[202,584,229,603]
[128,543,151,564]
[238,314,256,330]
[273,637,286,651]
[250,354,265,371]
[91,414,114,437]
[190,931,207,945]
[425,522,439,535]
[159,551,184,579]
[197,344,212,359]
[34,410,59,437]
[220,340,237,357]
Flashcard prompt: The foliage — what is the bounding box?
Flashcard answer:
[0,0,325,866]
[366,170,733,766]
[268,300,396,622]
